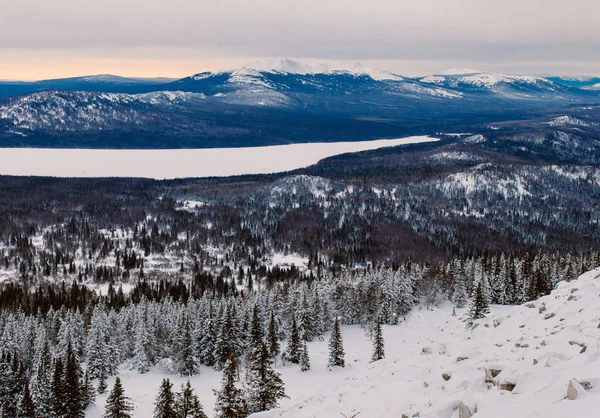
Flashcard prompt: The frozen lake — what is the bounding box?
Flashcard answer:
[0,136,437,179]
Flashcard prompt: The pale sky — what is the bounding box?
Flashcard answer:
[2,0,600,80]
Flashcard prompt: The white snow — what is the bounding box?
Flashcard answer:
[421,71,551,90]
[86,268,600,418]
[221,59,405,81]
[548,116,591,127]
[0,136,437,179]
[270,253,309,269]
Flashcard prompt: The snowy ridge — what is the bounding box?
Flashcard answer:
[548,115,591,127]
[85,268,600,418]
[0,90,205,131]
[420,71,558,92]
[254,268,600,418]
[231,59,405,81]
[189,59,405,83]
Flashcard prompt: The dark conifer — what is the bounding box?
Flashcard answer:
[328,317,345,368]
[51,358,67,417]
[63,342,85,417]
[466,280,490,321]
[284,316,301,364]
[19,382,37,418]
[371,318,385,362]
[213,357,248,418]
[245,342,286,413]
[299,340,310,372]
[103,377,134,418]
[175,381,208,418]
[266,311,280,360]
[154,378,177,418]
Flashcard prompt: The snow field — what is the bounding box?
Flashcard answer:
[88,269,600,417]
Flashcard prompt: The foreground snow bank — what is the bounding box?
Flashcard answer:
[87,268,600,417]
[0,136,436,179]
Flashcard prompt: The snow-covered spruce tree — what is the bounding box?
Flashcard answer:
[103,376,134,418]
[51,357,67,417]
[215,303,243,370]
[196,302,217,367]
[175,381,208,418]
[132,308,153,374]
[63,342,86,417]
[371,318,385,362]
[245,342,286,414]
[466,280,490,321]
[297,293,315,342]
[154,378,177,418]
[328,317,345,368]
[452,276,468,309]
[213,356,248,418]
[299,340,310,372]
[32,341,54,417]
[19,382,37,418]
[283,316,301,364]
[174,312,197,377]
[266,311,280,360]
[86,307,111,391]
[246,304,264,360]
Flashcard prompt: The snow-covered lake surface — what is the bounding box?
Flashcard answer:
[0,136,436,179]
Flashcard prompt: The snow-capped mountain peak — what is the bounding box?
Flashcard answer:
[191,59,404,82]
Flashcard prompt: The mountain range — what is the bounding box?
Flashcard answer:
[1,60,599,149]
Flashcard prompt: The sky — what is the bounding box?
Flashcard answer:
[2,0,600,80]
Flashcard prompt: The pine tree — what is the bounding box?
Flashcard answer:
[452,277,468,309]
[328,317,345,368]
[247,305,264,351]
[283,316,301,364]
[299,340,310,372]
[266,311,280,360]
[51,357,67,417]
[197,305,217,367]
[32,341,53,418]
[466,280,490,321]
[297,293,314,342]
[213,357,248,418]
[18,382,37,418]
[175,381,208,418]
[103,377,134,418]
[214,304,243,369]
[132,310,152,374]
[245,342,286,414]
[371,318,385,362]
[63,342,85,417]
[86,308,111,389]
[154,378,177,418]
[174,313,196,377]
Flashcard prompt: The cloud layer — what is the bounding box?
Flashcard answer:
[2,0,599,78]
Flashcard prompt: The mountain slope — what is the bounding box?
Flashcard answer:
[1,60,599,149]
[82,268,600,418]
[254,268,600,418]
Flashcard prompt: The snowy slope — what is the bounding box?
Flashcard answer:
[86,269,600,418]
[419,71,567,97]
[202,59,405,82]
[0,90,206,131]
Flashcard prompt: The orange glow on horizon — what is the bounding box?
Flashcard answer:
[0,55,253,81]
